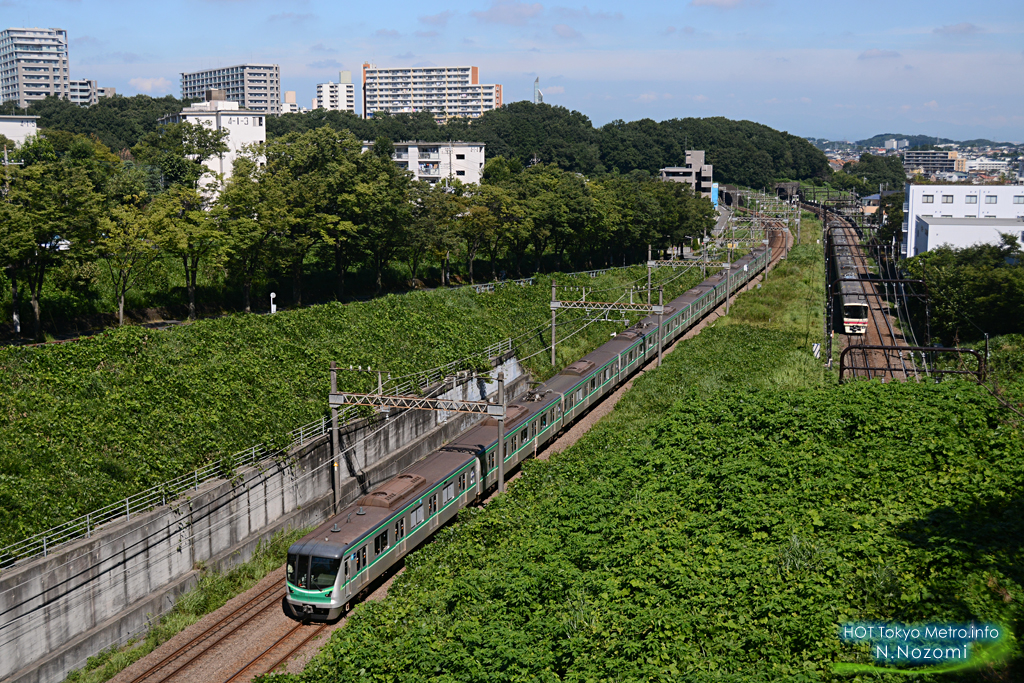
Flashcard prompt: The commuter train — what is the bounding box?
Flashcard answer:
[286,246,772,621]
[830,228,869,335]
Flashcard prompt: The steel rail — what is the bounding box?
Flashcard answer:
[222,622,327,683]
[125,579,286,683]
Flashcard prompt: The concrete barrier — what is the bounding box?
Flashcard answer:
[0,358,525,683]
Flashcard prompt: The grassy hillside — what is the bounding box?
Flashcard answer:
[0,264,708,550]
[276,216,1023,682]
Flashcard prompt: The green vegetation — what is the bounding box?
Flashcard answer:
[832,154,906,195]
[0,262,707,549]
[904,236,1024,343]
[269,102,830,188]
[0,124,713,339]
[266,218,1022,682]
[64,526,310,683]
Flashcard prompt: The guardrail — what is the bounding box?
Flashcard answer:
[0,337,515,569]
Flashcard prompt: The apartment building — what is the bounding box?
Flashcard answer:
[902,149,957,175]
[314,71,356,113]
[361,63,501,122]
[658,150,714,198]
[0,27,69,108]
[181,64,280,115]
[158,90,266,184]
[361,140,485,184]
[68,79,115,107]
[902,183,1024,257]
[0,114,38,145]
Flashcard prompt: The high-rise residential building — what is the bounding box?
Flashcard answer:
[361,63,501,122]
[314,71,356,113]
[0,27,70,108]
[658,150,714,198]
[180,64,281,115]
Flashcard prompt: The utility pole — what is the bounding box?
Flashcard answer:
[330,362,341,513]
[550,279,557,367]
[496,372,506,493]
[646,244,652,305]
[657,286,664,367]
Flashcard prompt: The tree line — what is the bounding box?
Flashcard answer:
[6,95,831,189]
[0,125,715,338]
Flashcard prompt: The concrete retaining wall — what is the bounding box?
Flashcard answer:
[0,358,525,683]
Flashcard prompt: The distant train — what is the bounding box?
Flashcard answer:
[830,228,869,335]
[286,246,773,621]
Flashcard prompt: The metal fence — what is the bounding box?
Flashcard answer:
[0,338,516,569]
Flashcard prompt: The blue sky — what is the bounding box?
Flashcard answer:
[9,0,1024,142]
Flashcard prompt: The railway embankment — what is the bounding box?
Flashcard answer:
[279,215,1024,681]
[0,355,528,683]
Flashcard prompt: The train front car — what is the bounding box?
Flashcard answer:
[286,451,481,621]
[840,280,869,334]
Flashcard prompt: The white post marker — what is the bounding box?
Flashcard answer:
[270,292,277,314]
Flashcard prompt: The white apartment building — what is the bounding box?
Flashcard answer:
[361,140,485,184]
[158,90,266,184]
[902,183,1024,257]
[68,79,114,107]
[0,114,38,146]
[181,64,280,115]
[362,63,502,122]
[315,71,356,113]
[0,27,69,108]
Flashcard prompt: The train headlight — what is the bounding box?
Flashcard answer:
[325,591,332,599]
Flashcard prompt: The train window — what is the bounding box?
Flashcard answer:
[488,452,495,469]
[374,530,389,556]
[590,378,595,392]
[287,553,308,588]
[442,481,455,504]
[411,504,424,527]
[353,547,366,572]
[576,389,584,403]
[310,556,341,589]
[429,494,438,515]
[458,472,466,491]
[469,469,476,485]
[511,435,518,452]
[521,427,528,442]
[344,560,348,578]
[541,412,547,428]
[394,517,405,540]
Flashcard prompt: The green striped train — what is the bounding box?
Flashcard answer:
[286,245,772,621]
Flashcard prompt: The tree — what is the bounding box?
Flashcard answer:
[1,151,103,338]
[132,121,229,189]
[267,127,361,303]
[353,150,413,291]
[99,199,158,325]
[219,147,292,312]
[150,185,225,319]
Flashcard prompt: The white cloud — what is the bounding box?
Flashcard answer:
[637,92,658,102]
[693,94,709,102]
[553,24,580,39]
[923,100,939,109]
[858,49,900,60]
[546,85,565,94]
[933,22,982,35]
[471,0,543,26]
[129,77,171,93]
[419,10,455,26]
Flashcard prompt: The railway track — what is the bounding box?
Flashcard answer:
[223,622,327,682]
[123,579,287,683]
[115,220,793,683]
[826,213,915,381]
